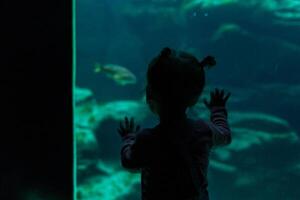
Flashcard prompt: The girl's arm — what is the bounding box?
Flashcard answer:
[203,88,232,146]
[118,117,144,171]
[207,106,231,146]
[121,133,142,170]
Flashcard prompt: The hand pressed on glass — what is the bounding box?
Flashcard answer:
[203,88,231,109]
[118,116,141,137]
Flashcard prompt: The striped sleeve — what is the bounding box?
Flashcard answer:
[120,130,150,171]
[206,106,232,146]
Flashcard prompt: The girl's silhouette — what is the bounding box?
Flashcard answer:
[118,47,232,200]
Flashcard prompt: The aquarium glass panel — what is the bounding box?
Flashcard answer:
[75,1,300,199]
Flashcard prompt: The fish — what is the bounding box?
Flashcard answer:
[94,63,137,86]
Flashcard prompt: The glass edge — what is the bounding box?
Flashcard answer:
[72,0,77,198]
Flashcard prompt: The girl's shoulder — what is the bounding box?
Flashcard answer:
[135,127,159,140]
[188,118,211,132]
[187,118,212,141]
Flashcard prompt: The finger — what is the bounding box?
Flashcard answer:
[224,92,231,102]
[136,125,141,132]
[119,121,125,132]
[130,117,134,131]
[220,89,224,98]
[125,116,129,128]
[215,88,219,97]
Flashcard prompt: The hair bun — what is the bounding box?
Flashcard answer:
[199,56,216,69]
[160,47,172,58]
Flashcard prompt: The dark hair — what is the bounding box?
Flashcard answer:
[146,47,215,111]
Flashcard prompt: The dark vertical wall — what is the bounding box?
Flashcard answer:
[0,0,73,199]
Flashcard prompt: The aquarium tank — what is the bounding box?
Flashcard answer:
[75,0,300,199]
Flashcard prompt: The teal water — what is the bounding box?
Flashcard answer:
[75,1,300,199]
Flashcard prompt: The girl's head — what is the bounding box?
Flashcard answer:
[146,47,215,115]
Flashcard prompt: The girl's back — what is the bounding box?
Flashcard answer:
[138,118,212,200]
[121,105,230,200]
[119,47,231,200]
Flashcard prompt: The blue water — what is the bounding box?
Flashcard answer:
[76,1,300,199]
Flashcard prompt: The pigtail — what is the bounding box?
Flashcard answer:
[198,56,216,69]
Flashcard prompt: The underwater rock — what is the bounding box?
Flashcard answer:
[188,86,299,170]
[214,111,299,161]
[269,0,300,26]
[210,159,237,173]
[75,88,148,128]
[232,169,273,188]
[213,111,298,161]
[75,87,99,152]
[119,0,187,27]
[199,84,300,111]
[75,87,94,105]
[77,159,120,183]
[76,127,98,152]
[260,83,300,98]
[181,0,300,26]
[97,100,149,123]
[211,23,250,42]
[120,0,180,17]
[75,85,299,198]
[77,170,139,200]
[182,0,242,11]
[207,109,298,174]
[210,22,300,58]
[75,87,150,154]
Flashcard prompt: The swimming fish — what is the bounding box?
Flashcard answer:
[94,63,137,86]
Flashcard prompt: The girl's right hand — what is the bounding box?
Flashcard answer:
[203,88,231,109]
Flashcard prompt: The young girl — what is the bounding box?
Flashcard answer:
[118,47,232,200]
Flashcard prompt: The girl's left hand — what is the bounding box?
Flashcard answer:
[118,116,140,137]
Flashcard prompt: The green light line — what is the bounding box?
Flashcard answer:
[72,0,77,199]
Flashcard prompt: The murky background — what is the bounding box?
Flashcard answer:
[75,1,300,199]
